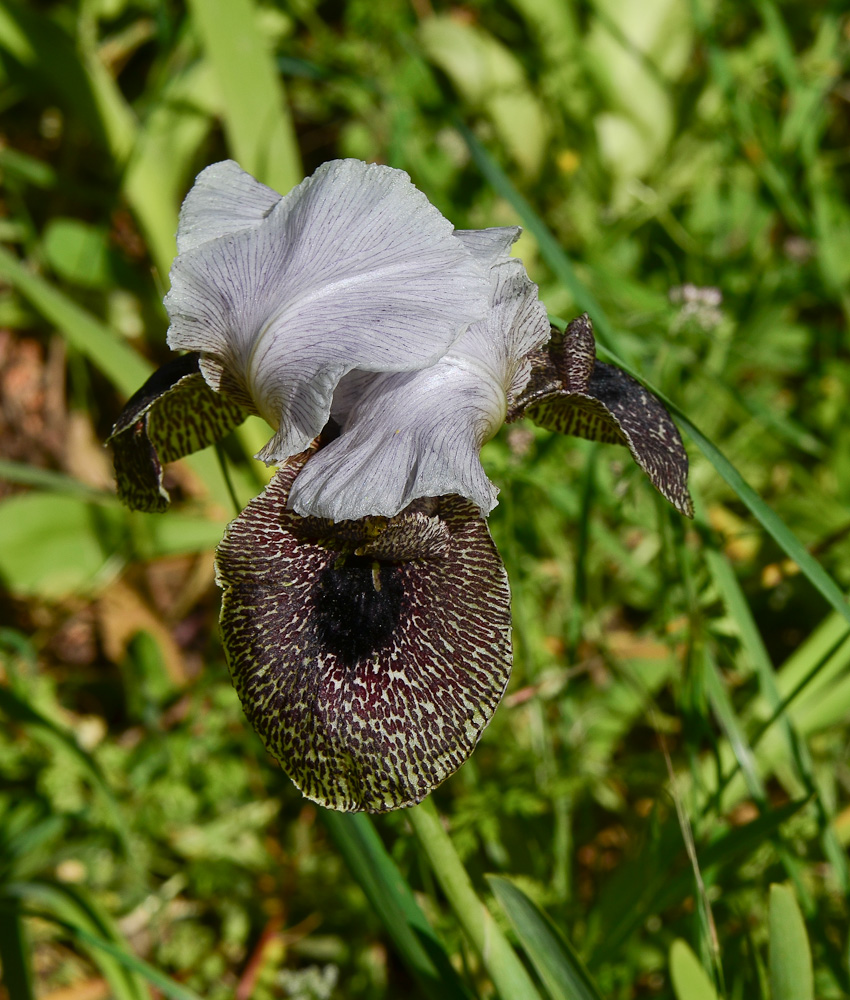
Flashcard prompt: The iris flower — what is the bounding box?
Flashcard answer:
[109,159,691,811]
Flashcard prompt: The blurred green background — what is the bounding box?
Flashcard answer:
[1,0,849,997]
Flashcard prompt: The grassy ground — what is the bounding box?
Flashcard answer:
[1,0,849,997]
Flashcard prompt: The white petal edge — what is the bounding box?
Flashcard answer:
[289,259,551,520]
[454,226,521,267]
[165,159,493,463]
[176,160,282,253]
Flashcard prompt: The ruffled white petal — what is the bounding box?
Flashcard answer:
[289,259,550,520]
[165,159,494,463]
[327,226,521,427]
[176,160,281,253]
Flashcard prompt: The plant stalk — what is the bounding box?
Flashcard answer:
[407,798,543,1000]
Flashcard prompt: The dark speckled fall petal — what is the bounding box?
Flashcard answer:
[215,455,512,812]
[512,315,694,517]
[107,353,247,512]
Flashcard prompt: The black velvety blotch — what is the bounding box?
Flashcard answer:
[313,555,405,665]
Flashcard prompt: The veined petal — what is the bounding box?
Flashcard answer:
[107,353,247,512]
[176,160,281,253]
[216,456,512,812]
[512,315,694,517]
[454,226,521,266]
[289,259,550,520]
[166,159,494,465]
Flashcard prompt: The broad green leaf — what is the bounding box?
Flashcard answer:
[489,876,604,1000]
[769,884,814,1000]
[43,219,111,289]
[668,939,719,1000]
[187,0,301,194]
[0,490,225,598]
[0,493,123,599]
[323,812,472,1000]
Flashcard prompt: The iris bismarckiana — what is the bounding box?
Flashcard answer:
[109,158,693,811]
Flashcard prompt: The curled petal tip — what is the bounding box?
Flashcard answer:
[108,353,246,512]
[514,315,694,516]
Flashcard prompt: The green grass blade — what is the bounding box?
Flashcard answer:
[0,246,152,397]
[8,882,149,1000]
[122,59,219,282]
[668,940,719,1000]
[592,798,809,965]
[488,876,603,1000]
[0,906,34,1000]
[0,459,118,504]
[187,0,302,193]
[458,126,850,631]
[703,648,766,804]
[322,811,473,1000]
[5,896,199,1000]
[769,884,814,1000]
[408,799,544,1000]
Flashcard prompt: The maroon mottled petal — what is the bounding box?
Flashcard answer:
[513,315,694,517]
[108,353,247,512]
[215,457,512,812]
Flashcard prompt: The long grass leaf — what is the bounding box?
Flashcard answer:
[668,940,719,1000]
[488,876,603,1000]
[187,0,301,193]
[122,59,218,282]
[9,882,149,1000]
[0,4,135,161]
[0,459,118,504]
[457,126,850,630]
[592,798,809,964]
[4,897,198,1000]
[768,884,814,1000]
[0,907,34,1000]
[323,812,473,1000]
[408,800,544,1000]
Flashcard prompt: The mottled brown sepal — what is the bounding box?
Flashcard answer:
[513,315,693,517]
[215,456,512,812]
[108,353,246,512]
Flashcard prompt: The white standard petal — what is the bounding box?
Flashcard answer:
[165,159,493,463]
[289,259,551,520]
[176,160,281,253]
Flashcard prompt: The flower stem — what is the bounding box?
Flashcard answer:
[407,798,543,1000]
[214,442,241,517]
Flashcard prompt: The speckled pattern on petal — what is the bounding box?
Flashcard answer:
[513,315,694,517]
[108,353,246,512]
[215,456,512,812]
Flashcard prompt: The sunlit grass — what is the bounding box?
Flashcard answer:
[1,0,849,997]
